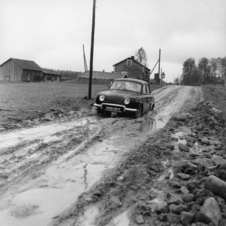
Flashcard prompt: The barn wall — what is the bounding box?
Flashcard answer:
[114,60,143,79]
[22,70,42,82]
[0,60,23,81]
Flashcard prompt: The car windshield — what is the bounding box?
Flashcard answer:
[110,81,142,93]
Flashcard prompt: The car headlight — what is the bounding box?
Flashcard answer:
[99,95,105,101]
[124,98,130,105]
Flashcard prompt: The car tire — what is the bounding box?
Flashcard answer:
[132,104,142,119]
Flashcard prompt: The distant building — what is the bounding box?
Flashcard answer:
[77,71,123,85]
[113,56,150,81]
[0,58,42,82]
[42,68,61,82]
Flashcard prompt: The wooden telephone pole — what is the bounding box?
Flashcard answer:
[88,0,96,99]
[158,49,161,84]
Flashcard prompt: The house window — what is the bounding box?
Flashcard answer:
[126,60,132,66]
[122,71,127,76]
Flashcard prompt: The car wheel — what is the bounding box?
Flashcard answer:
[132,104,142,119]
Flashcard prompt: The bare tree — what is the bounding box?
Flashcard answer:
[135,47,148,67]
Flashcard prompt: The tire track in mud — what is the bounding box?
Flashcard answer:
[0,86,202,226]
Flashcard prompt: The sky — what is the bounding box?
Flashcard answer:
[0,0,226,82]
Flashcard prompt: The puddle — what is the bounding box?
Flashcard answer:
[0,118,96,149]
[107,211,130,226]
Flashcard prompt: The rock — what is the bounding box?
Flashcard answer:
[181,194,194,202]
[181,186,189,194]
[184,161,198,169]
[168,180,181,189]
[218,163,226,181]
[178,143,190,152]
[156,201,169,214]
[158,214,168,222]
[177,173,191,180]
[212,156,226,166]
[211,107,222,114]
[200,138,211,145]
[181,211,194,225]
[109,196,122,208]
[136,215,144,224]
[170,204,188,214]
[193,158,214,168]
[0,127,5,132]
[167,196,184,205]
[196,197,222,226]
[42,117,53,122]
[205,175,226,200]
[174,113,193,122]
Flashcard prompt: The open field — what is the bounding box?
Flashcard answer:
[0,82,107,124]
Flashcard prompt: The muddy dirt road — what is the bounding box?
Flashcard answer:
[0,86,202,226]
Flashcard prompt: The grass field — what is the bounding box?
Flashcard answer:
[0,82,108,123]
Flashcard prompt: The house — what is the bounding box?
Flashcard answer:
[77,71,123,85]
[113,56,150,81]
[0,58,42,82]
[42,68,61,82]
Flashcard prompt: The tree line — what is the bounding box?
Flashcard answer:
[181,57,226,86]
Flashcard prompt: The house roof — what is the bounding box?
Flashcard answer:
[0,58,42,71]
[42,68,62,76]
[79,71,123,80]
[113,57,150,71]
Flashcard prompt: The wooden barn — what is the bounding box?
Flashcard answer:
[113,56,150,81]
[0,58,42,82]
[42,68,61,82]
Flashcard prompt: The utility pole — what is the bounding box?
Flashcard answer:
[83,44,88,72]
[158,49,161,85]
[88,0,96,99]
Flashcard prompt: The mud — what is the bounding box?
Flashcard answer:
[0,86,204,226]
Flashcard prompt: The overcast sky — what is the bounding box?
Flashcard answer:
[0,0,225,82]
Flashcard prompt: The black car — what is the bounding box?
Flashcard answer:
[94,78,155,118]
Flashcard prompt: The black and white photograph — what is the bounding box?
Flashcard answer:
[0,0,226,225]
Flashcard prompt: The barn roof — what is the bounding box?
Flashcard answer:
[113,56,150,71]
[42,68,62,76]
[79,71,123,80]
[0,58,42,71]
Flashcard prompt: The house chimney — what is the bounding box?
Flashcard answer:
[131,56,134,60]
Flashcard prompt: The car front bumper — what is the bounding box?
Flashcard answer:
[94,103,137,112]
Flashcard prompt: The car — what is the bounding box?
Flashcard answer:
[94,78,155,118]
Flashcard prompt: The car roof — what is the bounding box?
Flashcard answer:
[114,78,148,85]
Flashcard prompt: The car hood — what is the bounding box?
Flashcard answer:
[98,90,138,103]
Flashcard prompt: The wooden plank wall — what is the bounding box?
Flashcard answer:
[0,60,23,81]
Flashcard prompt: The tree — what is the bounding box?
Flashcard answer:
[135,47,148,67]
[198,58,211,84]
[181,58,204,85]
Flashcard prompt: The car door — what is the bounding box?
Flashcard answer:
[142,84,149,112]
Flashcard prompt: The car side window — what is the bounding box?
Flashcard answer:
[143,85,147,94]
[146,85,150,94]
